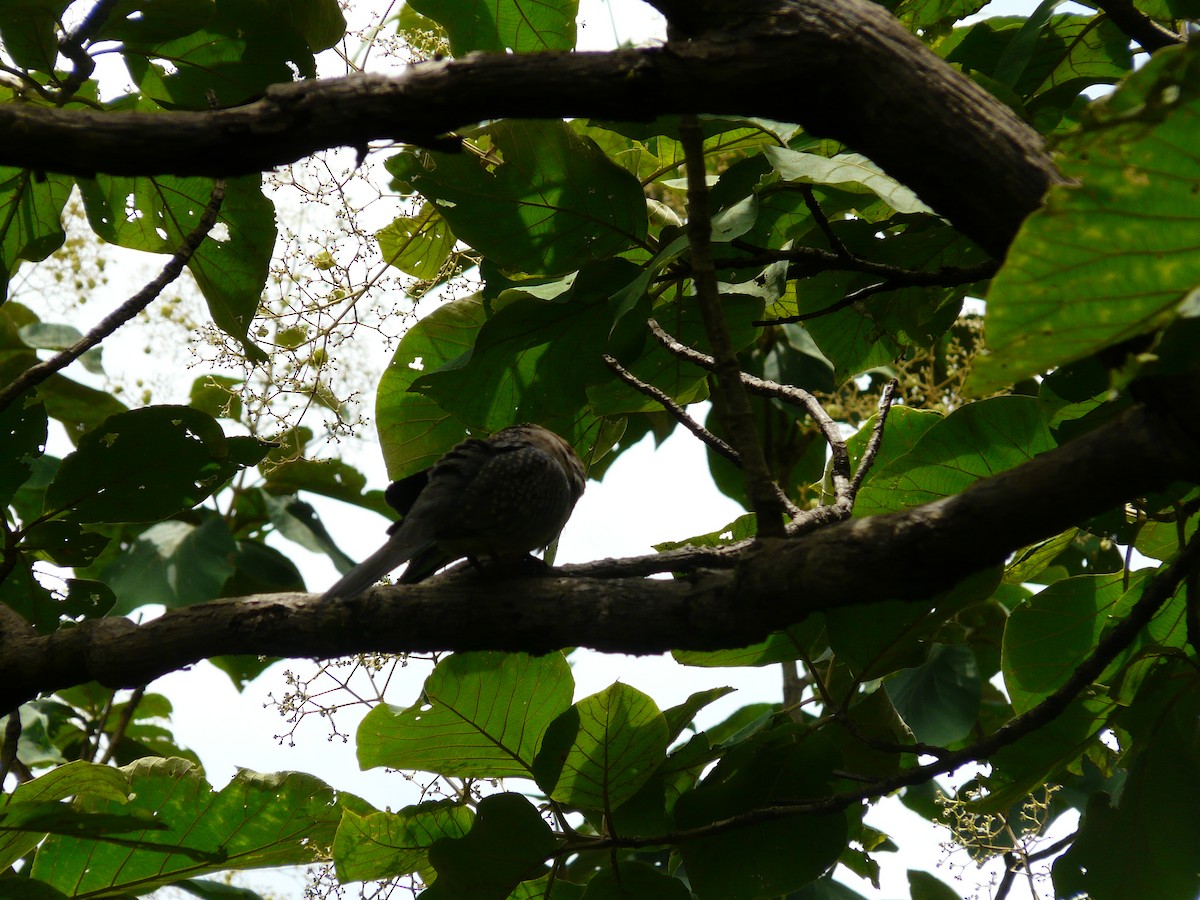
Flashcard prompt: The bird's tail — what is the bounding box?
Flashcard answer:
[317,533,427,601]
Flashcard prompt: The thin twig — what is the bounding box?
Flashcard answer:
[799,186,848,257]
[755,279,890,326]
[602,353,802,518]
[602,354,740,465]
[679,114,789,536]
[0,711,21,788]
[851,379,899,494]
[649,317,852,501]
[0,178,226,415]
[97,685,145,765]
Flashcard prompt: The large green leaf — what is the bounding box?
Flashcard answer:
[0,0,69,72]
[970,43,1200,393]
[0,167,72,300]
[1001,571,1144,713]
[409,260,647,431]
[77,174,275,357]
[534,683,670,811]
[375,293,495,481]
[423,793,558,899]
[1054,664,1200,900]
[44,405,270,523]
[0,397,46,507]
[854,395,1055,515]
[117,0,333,106]
[333,800,472,883]
[386,120,647,277]
[0,761,131,871]
[408,0,577,54]
[100,517,238,614]
[31,758,348,895]
[885,643,981,746]
[357,652,574,778]
[674,726,847,900]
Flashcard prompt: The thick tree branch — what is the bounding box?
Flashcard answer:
[0,0,1062,256]
[3,393,1197,714]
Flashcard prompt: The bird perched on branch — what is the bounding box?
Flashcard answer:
[319,424,586,600]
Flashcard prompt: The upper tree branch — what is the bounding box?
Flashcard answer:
[0,0,1062,256]
[3,391,1197,714]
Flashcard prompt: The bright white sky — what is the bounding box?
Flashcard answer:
[19,0,1083,897]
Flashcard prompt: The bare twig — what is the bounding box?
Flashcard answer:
[0,710,21,788]
[799,186,847,257]
[680,114,789,537]
[851,379,900,494]
[648,317,853,503]
[602,353,802,518]
[1093,0,1183,51]
[97,685,145,765]
[602,354,740,465]
[0,178,226,415]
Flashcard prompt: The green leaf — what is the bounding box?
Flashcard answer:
[0,760,134,871]
[410,260,646,432]
[535,683,669,811]
[120,5,317,107]
[0,875,69,899]
[907,869,963,900]
[763,148,932,215]
[885,643,981,746]
[854,395,1055,515]
[45,405,270,523]
[674,727,847,900]
[970,43,1200,393]
[333,800,472,883]
[18,520,111,567]
[189,374,244,420]
[408,0,577,54]
[1054,664,1200,900]
[673,622,822,668]
[17,322,104,374]
[31,759,346,895]
[78,174,275,357]
[0,0,68,72]
[424,794,557,898]
[262,458,390,516]
[1001,571,1140,713]
[357,652,574,778]
[0,397,46,507]
[386,121,647,276]
[0,167,72,300]
[377,202,456,280]
[95,0,217,44]
[259,492,357,573]
[375,293,487,480]
[101,518,238,614]
[579,861,692,899]
[663,687,736,742]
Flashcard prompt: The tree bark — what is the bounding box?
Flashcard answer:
[0,0,1062,256]
[3,393,1196,714]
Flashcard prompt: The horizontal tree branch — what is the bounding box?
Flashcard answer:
[3,391,1197,714]
[0,0,1063,255]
